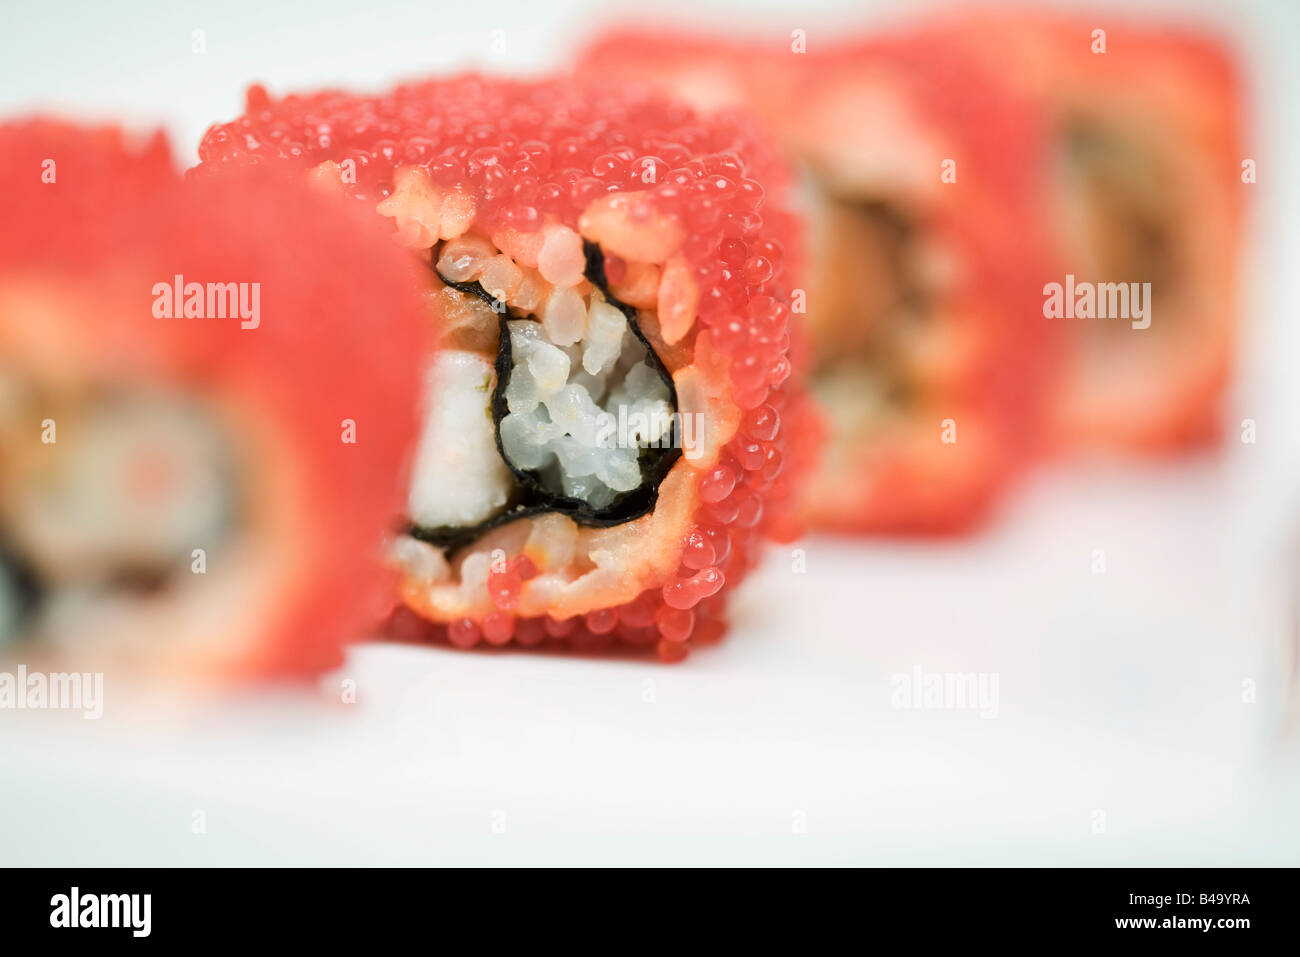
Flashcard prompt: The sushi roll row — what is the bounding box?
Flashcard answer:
[580,28,1061,533]
[578,11,1246,528]
[0,9,1247,680]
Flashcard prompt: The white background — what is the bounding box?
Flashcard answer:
[1,0,1298,865]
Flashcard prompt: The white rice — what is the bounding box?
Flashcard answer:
[417,254,675,532]
[407,350,514,528]
[498,295,671,508]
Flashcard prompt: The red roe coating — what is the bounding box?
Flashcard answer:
[195,76,810,662]
[806,33,1059,533]
[929,11,1244,455]
[196,76,791,253]
[577,28,1062,535]
[0,119,426,681]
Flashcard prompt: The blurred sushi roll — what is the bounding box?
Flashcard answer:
[935,11,1245,453]
[0,120,426,682]
[193,77,808,660]
[578,30,1059,534]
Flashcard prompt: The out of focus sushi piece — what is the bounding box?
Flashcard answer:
[936,11,1245,453]
[578,30,1059,534]
[0,120,425,683]
[194,77,808,661]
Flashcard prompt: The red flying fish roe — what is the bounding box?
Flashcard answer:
[0,119,426,681]
[194,76,810,662]
[930,11,1245,455]
[577,28,1061,535]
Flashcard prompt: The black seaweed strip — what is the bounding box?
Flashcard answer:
[0,540,45,635]
[406,243,683,551]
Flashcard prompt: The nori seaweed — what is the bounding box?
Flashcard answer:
[406,242,682,552]
[0,539,44,638]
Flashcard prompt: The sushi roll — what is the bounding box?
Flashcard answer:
[936,11,1245,453]
[194,77,806,660]
[577,30,1059,534]
[0,120,425,682]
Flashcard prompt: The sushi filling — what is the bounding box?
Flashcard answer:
[407,240,681,550]
[811,193,930,430]
[1061,116,1177,329]
[0,386,242,644]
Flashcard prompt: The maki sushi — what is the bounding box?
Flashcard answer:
[937,11,1245,453]
[577,29,1059,534]
[0,120,426,682]
[194,77,807,660]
